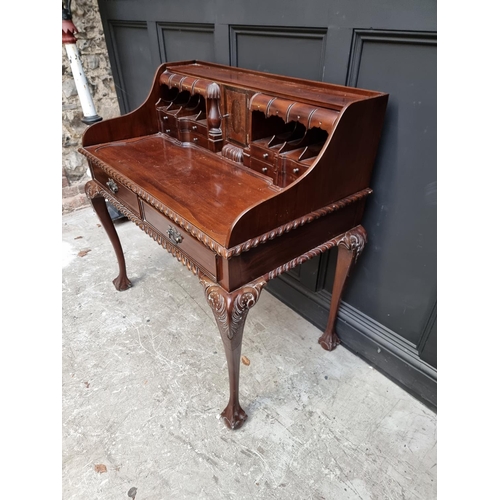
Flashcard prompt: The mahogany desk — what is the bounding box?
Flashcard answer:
[79,61,388,430]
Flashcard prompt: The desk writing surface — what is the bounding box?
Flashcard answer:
[84,134,277,245]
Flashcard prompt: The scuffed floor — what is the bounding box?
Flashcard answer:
[62,207,436,500]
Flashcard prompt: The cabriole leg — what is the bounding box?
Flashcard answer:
[200,274,266,430]
[85,180,132,291]
[319,226,367,351]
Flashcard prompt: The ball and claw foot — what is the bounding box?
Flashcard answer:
[221,403,248,430]
[318,331,341,351]
[113,275,132,291]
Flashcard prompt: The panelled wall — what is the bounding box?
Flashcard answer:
[97,0,437,409]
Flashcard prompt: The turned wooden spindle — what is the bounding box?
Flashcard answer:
[206,82,223,152]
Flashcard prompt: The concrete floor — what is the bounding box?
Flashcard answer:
[62,207,437,500]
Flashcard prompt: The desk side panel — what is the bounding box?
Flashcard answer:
[220,199,366,291]
[228,95,388,247]
[82,64,168,147]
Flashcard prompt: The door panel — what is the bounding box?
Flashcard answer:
[108,21,154,111]
[230,26,327,80]
[158,23,216,63]
[334,31,437,346]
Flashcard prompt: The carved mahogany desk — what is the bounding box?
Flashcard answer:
[79,61,388,430]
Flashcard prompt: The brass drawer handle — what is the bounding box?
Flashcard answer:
[106,178,119,193]
[293,168,300,174]
[167,225,183,245]
[261,167,268,173]
[193,137,198,142]
[263,153,269,159]
[192,125,197,131]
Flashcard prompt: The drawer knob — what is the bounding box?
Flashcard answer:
[293,168,300,174]
[263,153,269,159]
[167,226,183,245]
[106,178,119,194]
[193,137,198,142]
[165,129,171,133]
[192,125,197,131]
[262,167,268,173]
[163,116,169,120]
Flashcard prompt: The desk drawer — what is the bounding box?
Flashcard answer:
[92,163,140,215]
[142,203,217,276]
[250,142,277,164]
[179,119,208,136]
[249,156,277,183]
[279,158,309,187]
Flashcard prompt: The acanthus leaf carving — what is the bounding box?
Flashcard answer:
[336,225,367,263]
[200,274,267,341]
[85,180,101,199]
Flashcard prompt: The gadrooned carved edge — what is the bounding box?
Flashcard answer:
[85,180,200,276]
[199,274,267,340]
[265,225,367,281]
[226,191,371,258]
[80,150,371,259]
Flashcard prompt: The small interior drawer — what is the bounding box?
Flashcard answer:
[279,158,309,187]
[248,156,278,183]
[178,119,208,136]
[179,129,209,149]
[249,142,277,164]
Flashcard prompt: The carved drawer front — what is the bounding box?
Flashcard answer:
[142,203,217,277]
[92,163,140,215]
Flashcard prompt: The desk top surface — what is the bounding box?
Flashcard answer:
[85,134,277,245]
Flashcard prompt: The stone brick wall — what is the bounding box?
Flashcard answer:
[62,0,120,213]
